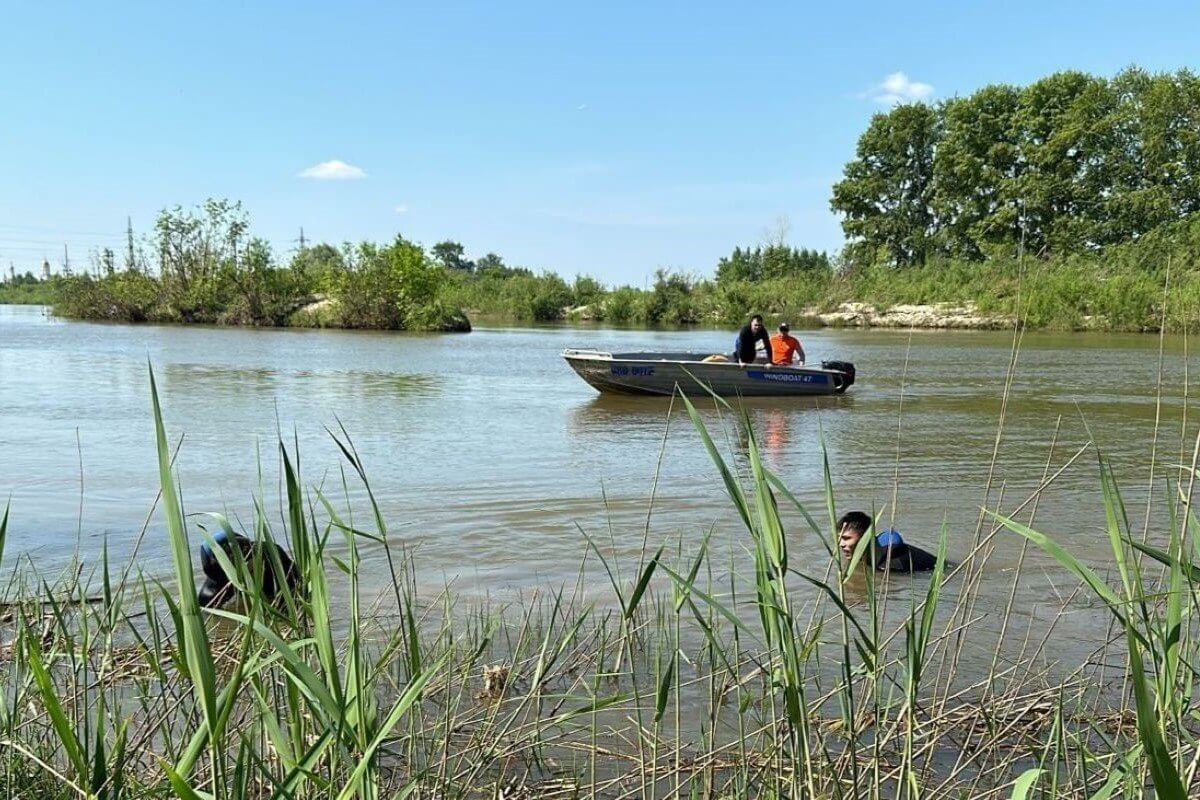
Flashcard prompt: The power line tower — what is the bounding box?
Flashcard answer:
[62,244,72,276]
[298,227,307,251]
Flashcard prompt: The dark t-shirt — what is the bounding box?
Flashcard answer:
[734,324,773,364]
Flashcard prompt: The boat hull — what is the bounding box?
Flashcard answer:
[562,350,849,397]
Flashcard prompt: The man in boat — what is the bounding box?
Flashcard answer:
[733,314,773,367]
[769,322,804,366]
[837,511,941,573]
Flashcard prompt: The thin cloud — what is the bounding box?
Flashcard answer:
[394,204,409,215]
[867,72,934,105]
[298,159,367,180]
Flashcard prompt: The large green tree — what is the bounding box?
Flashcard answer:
[932,84,1022,259]
[834,67,1200,265]
[831,103,940,266]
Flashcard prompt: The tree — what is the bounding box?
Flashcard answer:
[1011,70,1110,254]
[572,274,605,307]
[432,240,473,272]
[475,252,505,273]
[1118,68,1200,233]
[835,66,1200,265]
[643,269,699,325]
[831,103,941,266]
[334,236,444,329]
[932,84,1023,259]
[99,248,117,276]
[716,247,760,283]
[290,242,344,285]
[716,245,831,284]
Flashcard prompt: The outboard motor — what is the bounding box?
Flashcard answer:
[821,360,856,394]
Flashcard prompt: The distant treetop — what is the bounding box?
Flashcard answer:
[831,67,1200,266]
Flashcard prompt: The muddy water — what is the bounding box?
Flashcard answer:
[1,303,1197,668]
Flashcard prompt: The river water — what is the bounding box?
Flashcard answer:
[2,303,1197,664]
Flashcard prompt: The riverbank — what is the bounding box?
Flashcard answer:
[540,300,1013,330]
[447,248,1200,334]
[809,300,1013,329]
[0,294,1171,334]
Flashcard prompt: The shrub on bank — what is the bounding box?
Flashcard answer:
[52,234,470,332]
[0,277,56,305]
[55,270,161,322]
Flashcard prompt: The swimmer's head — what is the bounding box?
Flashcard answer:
[837,511,873,559]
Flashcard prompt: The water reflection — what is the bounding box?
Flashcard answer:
[162,363,438,399]
[761,409,791,467]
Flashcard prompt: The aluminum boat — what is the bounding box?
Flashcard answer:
[562,349,856,397]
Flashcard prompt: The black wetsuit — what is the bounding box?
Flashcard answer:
[733,324,773,364]
[199,533,299,607]
[871,542,940,573]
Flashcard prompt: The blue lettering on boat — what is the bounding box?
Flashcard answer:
[611,366,656,377]
[746,370,827,384]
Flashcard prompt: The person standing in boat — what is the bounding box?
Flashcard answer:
[769,322,804,366]
[734,314,774,367]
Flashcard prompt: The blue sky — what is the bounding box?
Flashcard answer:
[2,1,1198,284]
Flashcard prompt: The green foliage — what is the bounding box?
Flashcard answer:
[330,236,445,329]
[446,269,571,322]
[571,274,605,307]
[832,102,940,265]
[715,245,831,283]
[641,270,701,325]
[55,270,161,321]
[289,242,346,286]
[0,275,57,304]
[603,285,641,323]
[431,240,473,272]
[49,200,470,332]
[833,67,1200,264]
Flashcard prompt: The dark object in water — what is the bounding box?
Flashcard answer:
[198,531,299,608]
[820,360,856,393]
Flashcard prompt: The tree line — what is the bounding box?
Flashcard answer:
[831,67,1200,265]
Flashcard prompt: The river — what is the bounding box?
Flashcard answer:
[1,303,1197,664]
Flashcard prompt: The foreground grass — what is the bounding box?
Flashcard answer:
[1,370,1198,797]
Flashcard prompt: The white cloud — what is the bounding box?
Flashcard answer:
[394,204,409,215]
[298,159,367,180]
[867,72,934,105]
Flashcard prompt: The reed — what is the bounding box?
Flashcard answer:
[0,364,1197,798]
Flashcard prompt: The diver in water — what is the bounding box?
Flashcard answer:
[197,530,300,608]
[836,511,941,573]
